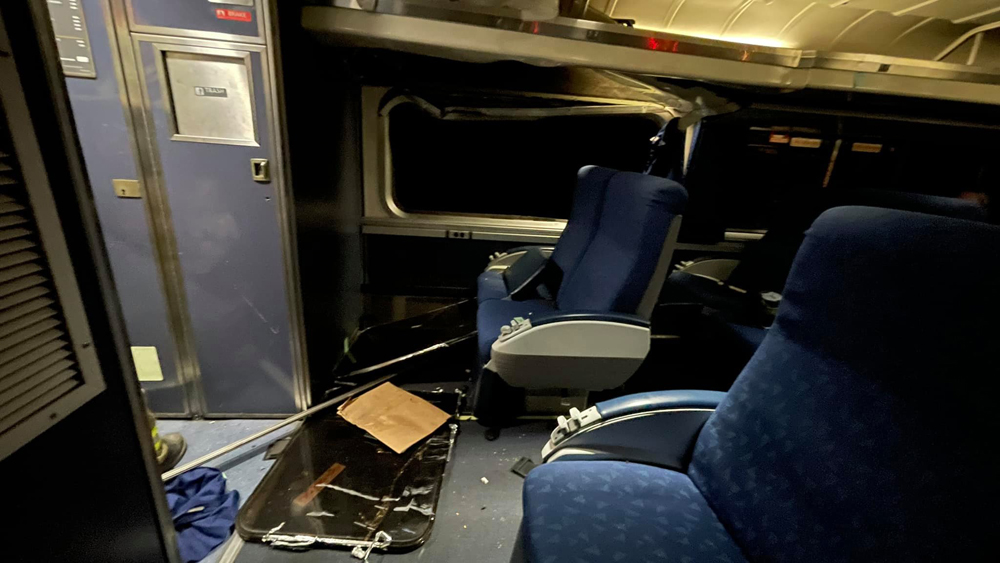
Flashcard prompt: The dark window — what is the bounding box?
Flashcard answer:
[388,104,662,219]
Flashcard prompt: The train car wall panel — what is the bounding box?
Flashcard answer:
[63,0,187,415]
[125,0,262,41]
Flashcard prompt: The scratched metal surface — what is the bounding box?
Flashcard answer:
[231,420,552,562]
[236,392,459,549]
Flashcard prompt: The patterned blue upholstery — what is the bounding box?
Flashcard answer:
[518,208,1000,562]
[520,461,747,563]
[689,207,1000,562]
[662,190,988,384]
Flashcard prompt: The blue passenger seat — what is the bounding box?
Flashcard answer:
[476,166,615,303]
[666,189,989,370]
[517,207,1000,562]
[475,168,687,419]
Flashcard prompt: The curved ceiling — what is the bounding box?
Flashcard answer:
[591,0,1000,65]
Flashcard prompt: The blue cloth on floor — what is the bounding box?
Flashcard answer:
[165,467,240,562]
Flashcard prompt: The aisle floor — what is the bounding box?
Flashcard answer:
[157,419,300,563]
[224,420,552,563]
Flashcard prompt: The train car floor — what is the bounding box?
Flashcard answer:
[220,420,552,563]
[157,419,302,563]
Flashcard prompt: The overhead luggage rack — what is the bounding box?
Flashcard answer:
[301,2,1000,106]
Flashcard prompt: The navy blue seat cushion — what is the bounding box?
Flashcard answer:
[476,167,614,304]
[477,298,556,360]
[548,166,617,277]
[557,173,687,314]
[689,207,1000,562]
[521,461,747,563]
[477,270,509,302]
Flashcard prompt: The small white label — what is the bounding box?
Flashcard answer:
[75,56,89,62]
[131,346,164,382]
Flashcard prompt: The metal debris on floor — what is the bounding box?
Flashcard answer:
[236,391,460,554]
[510,457,537,478]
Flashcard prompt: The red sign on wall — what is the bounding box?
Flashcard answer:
[215,8,252,22]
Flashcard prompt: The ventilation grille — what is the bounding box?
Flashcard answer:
[0,119,83,438]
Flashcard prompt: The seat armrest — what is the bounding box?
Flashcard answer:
[596,389,725,418]
[487,314,650,390]
[530,310,650,328]
[540,390,725,471]
[484,246,554,271]
[675,258,740,282]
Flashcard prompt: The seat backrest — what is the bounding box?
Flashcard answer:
[689,207,1000,562]
[728,189,988,294]
[556,171,687,317]
[548,166,617,281]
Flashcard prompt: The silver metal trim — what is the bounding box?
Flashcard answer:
[723,231,764,242]
[112,0,210,416]
[968,33,984,67]
[261,0,310,411]
[935,21,1000,62]
[362,218,762,246]
[344,333,474,377]
[124,0,265,44]
[126,29,305,413]
[151,44,261,147]
[214,534,245,563]
[102,0,196,417]
[362,86,671,231]
[362,220,564,243]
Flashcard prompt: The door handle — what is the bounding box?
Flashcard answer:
[250,158,270,183]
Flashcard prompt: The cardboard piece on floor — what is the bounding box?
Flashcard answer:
[338,383,450,454]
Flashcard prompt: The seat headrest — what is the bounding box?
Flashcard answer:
[556,170,687,315]
[775,205,1000,378]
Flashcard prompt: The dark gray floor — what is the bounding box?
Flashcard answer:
[229,420,553,563]
[158,419,300,563]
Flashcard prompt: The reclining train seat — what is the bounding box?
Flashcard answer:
[475,168,687,416]
[666,189,990,369]
[515,207,1000,562]
[477,166,615,303]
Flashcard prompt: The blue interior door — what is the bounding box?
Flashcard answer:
[136,38,296,415]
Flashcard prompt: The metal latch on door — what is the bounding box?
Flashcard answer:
[250,158,270,183]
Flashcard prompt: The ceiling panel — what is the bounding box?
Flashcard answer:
[593,0,1000,64]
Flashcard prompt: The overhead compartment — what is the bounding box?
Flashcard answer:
[300,1,1000,106]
